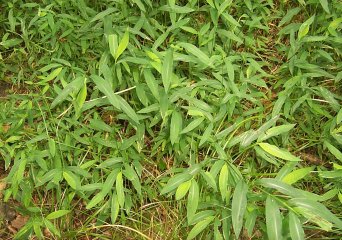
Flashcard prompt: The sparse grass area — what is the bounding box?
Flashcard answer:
[1,0,342,239]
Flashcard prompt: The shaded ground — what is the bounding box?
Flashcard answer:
[0,82,10,98]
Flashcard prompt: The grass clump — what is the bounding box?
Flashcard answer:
[0,0,342,239]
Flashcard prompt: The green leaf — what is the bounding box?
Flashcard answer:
[74,80,87,117]
[257,178,321,201]
[86,191,106,209]
[161,173,192,195]
[116,171,125,207]
[187,179,199,222]
[289,198,342,229]
[217,0,232,16]
[219,164,229,201]
[279,7,301,27]
[43,219,61,237]
[232,180,248,238]
[92,75,120,109]
[143,68,160,101]
[0,38,23,48]
[102,169,120,195]
[199,123,213,147]
[123,164,141,195]
[51,76,84,108]
[200,171,217,191]
[92,75,139,123]
[115,29,129,61]
[282,167,314,185]
[319,0,330,14]
[181,117,204,134]
[175,180,192,200]
[132,0,146,12]
[187,216,215,240]
[178,42,212,67]
[46,210,71,220]
[117,94,140,124]
[265,196,282,240]
[289,212,305,240]
[90,8,117,22]
[324,141,342,163]
[42,67,62,82]
[162,49,173,93]
[170,110,182,145]
[159,5,194,13]
[258,124,296,142]
[48,139,56,157]
[63,171,79,190]
[111,193,120,223]
[259,143,301,161]
[338,192,342,204]
[336,108,342,124]
[108,34,118,59]
[298,15,315,40]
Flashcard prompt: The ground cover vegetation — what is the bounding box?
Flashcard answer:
[0,0,342,239]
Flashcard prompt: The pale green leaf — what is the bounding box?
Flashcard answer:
[187,179,199,222]
[162,49,173,92]
[187,216,215,240]
[181,117,204,134]
[116,171,125,207]
[232,180,248,238]
[46,210,71,220]
[289,212,304,240]
[170,110,182,145]
[266,197,282,240]
[175,180,192,200]
[219,164,229,201]
[259,143,301,161]
[298,15,315,40]
[282,167,314,185]
[115,29,129,61]
[161,173,192,195]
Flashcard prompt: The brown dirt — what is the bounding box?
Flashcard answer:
[0,81,11,98]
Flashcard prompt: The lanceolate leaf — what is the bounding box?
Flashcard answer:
[161,173,192,195]
[298,15,315,40]
[46,210,70,220]
[51,76,84,108]
[282,167,314,185]
[92,75,139,123]
[259,143,301,161]
[175,180,192,200]
[289,198,342,229]
[178,42,212,67]
[92,75,120,109]
[115,28,129,61]
[187,216,215,240]
[219,164,229,201]
[181,117,204,134]
[116,171,125,207]
[143,68,160,101]
[232,180,248,238]
[187,179,199,223]
[162,49,173,93]
[265,197,282,240]
[170,110,182,145]
[289,212,304,240]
